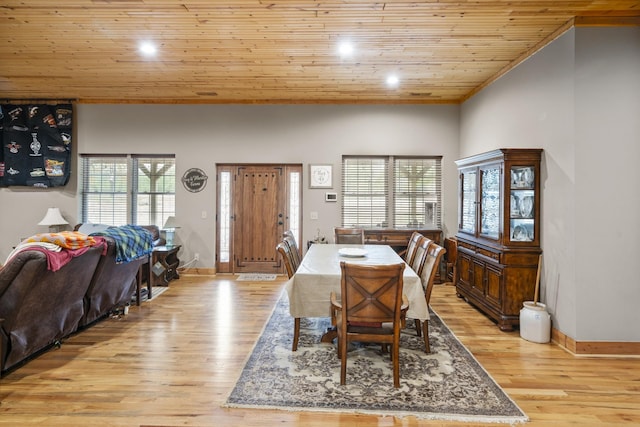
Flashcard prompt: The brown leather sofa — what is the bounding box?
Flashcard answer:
[74,224,165,292]
[1,225,156,373]
[78,236,149,328]
[73,224,159,327]
[0,246,103,373]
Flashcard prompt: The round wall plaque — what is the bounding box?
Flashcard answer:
[182,168,208,193]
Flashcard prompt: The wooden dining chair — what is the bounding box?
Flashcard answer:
[413,243,446,353]
[283,230,301,270]
[277,241,301,351]
[330,261,408,388]
[334,227,365,245]
[402,231,424,266]
[443,237,458,285]
[410,236,433,277]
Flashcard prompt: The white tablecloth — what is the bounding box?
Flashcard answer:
[284,244,428,321]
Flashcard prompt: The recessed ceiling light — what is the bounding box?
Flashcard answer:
[386,75,400,87]
[139,41,157,56]
[338,41,354,57]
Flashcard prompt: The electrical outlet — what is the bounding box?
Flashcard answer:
[194,253,200,261]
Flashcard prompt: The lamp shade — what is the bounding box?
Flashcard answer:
[163,216,179,229]
[38,208,69,226]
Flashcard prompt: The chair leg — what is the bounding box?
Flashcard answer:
[415,319,422,337]
[392,339,400,388]
[339,333,348,385]
[423,320,430,353]
[292,317,300,351]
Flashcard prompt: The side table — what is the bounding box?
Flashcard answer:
[151,245,181,288]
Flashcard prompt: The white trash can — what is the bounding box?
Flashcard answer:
[519,301,551,343]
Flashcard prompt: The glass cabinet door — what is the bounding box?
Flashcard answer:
[509,166,535,242]
[479,164,501,240]
[460,168,476,234]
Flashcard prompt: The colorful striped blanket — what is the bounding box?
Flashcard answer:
[4,237,106,271]
[91,225,154,263]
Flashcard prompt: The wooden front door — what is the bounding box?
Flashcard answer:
[234,165,283,273]
[216,164,302,274]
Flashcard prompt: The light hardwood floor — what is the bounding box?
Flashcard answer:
[1,274,638,426]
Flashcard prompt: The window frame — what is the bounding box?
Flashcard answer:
[80,154,176,227]
[341,155,442,229]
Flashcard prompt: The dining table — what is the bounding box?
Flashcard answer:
[284,243,429,342]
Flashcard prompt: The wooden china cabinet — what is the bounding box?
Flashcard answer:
[454,148,542,331]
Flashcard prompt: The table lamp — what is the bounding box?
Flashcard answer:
[163,216,180,247]
[38,207,69,232]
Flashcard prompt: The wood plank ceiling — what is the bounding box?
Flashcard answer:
[1,1,639,104]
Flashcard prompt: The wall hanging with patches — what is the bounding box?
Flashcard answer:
[0,103,73,188]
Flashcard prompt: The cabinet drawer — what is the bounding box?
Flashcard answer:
[476,247,500,262]
[457,241,500,263]
[458,240,475,251]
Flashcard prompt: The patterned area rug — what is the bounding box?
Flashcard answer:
[236,273,278,281]
[225,293,528,423]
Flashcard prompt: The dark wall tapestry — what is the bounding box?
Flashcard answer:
[0,103,73,188]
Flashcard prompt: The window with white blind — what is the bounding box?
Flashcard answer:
[81,154,175,227]
[132,156,176,227]
[342,155,442,229]
[342,156,389,228]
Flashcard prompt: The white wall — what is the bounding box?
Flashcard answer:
[574,26,640,341]
[0,179,79,248]
[1,105,460,268]
[461,26,640,341]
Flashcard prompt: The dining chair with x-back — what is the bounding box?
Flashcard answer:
[330,261,408,388]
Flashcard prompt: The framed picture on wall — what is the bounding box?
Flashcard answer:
[309,164,333,188]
